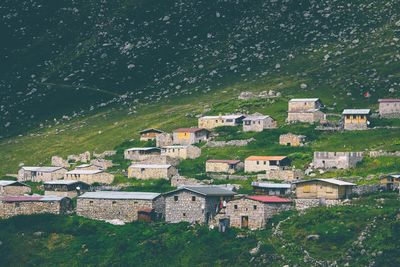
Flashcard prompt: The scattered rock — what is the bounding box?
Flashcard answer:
[306,234,320,241]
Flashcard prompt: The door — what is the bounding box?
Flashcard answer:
[241,216,249,228]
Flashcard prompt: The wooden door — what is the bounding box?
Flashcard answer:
[241,216,249,228]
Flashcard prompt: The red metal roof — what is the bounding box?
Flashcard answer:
[378,99,400,103]
[174,128,209,133]
[245,156,288,161]
[0,196,42,202]
[206,159,241,164]
[246,195,292,203]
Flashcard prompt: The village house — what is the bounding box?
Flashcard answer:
[251,182,292,196]
[205,160,243,174]
[164,186,236,224]
[139,128,164,141]
[242,115,277,132]
[287,98,326,123]
[173,128,211,145]
[44,180,90,198]
[380,174,400,190]
[18,166,68,182]
[222,196,293,229]
[378,99,400,118]
[294,178,355,200]
[312,152,364,169]
[0,195,73,219]
[128,164,178,180]
[160,145,201,160]
[244,156,291,173]
[77,191,165,222]
[279,133,306,147]
[124,147,161,161]
[75,164,100,170]
[198,114,245,129]
[0,181,31,196]
[342,109,371,130]
[264,169,304,182]
[64,169,114,184]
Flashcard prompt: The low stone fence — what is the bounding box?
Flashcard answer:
[294,198,345,211]
[352,184,381,195]
[204,138,255,148]
[208,174,252,180]
[369,150,400,157]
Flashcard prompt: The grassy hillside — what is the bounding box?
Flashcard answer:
[0,192,398,266]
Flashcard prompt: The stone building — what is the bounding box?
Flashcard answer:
[161,145,201,160]
[287,98,326,123]
[251,182,292,196]
[75,164,100,170]
[124,147,161,161]
[222,196,293,229]
[0,181,31,196]
[0,195,73,219]
[156,133,174,147]
[264,169,304,182]
[44,180,90,198]
[342,109,371,130]
[77,191,165,222]
[164,186,236,224]
[173,128,211,145]
[198,115,245,129]
[128,164,178,180]
[279,133,306,147]
[380,174,400,190]
[139,128,164,141]
[312,152,364,170]
[90,159,114,170]
[378,99,400,118]
[242,115,277,132]
[205,160,243,174]
[294,178,355,200]
[64,169,114,184]
[18,166,68,182]
[244,156,290,173]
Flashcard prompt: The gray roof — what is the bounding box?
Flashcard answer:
[251,182,291,189]
[66,169,104,175]
[387,174,400,179]
[44,180,89,186]
[294,178,355,186]
[289,98,320,102]
[76,164,93,168]
[0,180,29,187]
[129,164,172,169]
[79,191,161,200]
[22,166,64,172]
[342,109,371,115]
[243,115,271,121]
[126,147,160,152]
[165,186,236,197]
[162,145,189,149]
[200,114,244,120]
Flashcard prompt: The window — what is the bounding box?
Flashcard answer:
[112,201,116,204]
[234,205,238,210]
[257,161,260,165]
[174,196,179,201]
[183,213,186,217]
[253,205,257,210]
[245,121,251,125]
[360,115,364,119]
[303,185,310,193]
[346,115,350,119]
[226,119,233,122]
[15,203,20,208]
[353,115,357,119]
[192,196,196,201]
[264,161,267,165]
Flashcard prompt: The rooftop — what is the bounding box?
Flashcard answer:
[129,164,172,169]
[44,180,89,185]
[21,166,64,172]
[0,180,28,187]
[0,195,66,202]
[79,191,161,200]
[162,145,189,149]
[165,186,236,197]
[246,195,293,203]
[342,109,371,115]
[200,114,244,120]
[76,164,93,168]
[245,156,288,161]
[243,115,270,121]
[251,182,292,189]
[378,99,400,103]
[139,128,164,134]
[289,98,320,102]
[126,147,160,151]
[66,169,104,175]
[206,159,241,164]
[174,128,209,133]
[294,178,356,186]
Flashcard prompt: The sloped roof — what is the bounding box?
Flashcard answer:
[164,186,236,197]
[378,99,400,103]
[246,195,293,203]
[66,169,104,175]
[76,164,93,168]
[245,156,288,161]
[139,128,164,134]
[294,178,356,186]
[21,166,64,172]
[200,114,245,120]
[342,109,371,115]
[289,98,320,102]
[0,195,66,202]
[0,180,29,187]
[174,128,210,133]
[129,164,172,169]
[44,180,89,186]
[251,182,291,189]
[126,147,160,152]
[243,115,271,121]
[206,159,241,165]
[79,191,161,200]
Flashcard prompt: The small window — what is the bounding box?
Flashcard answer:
[112,201,116,204]
[234,205,238,210]
[89,201,93,204]
[257,161,260,165]
[174,196,179,201]
[15,203,20,208]
[192,196,196,201]
[134,201,138,204]
[183,213,186,217]
[253,205,257,210]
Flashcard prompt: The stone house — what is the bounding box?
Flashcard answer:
[128,164,178,180]
[287,98,326,123]
[251,182,292,196]
[75,164,100,170]
[342,109,371,130]
[264,169,304,182]
[198,115,245,129]
[378,99,400,118]
[242,115,277,132]
[312,152,364,170]
[77,191,165,222]
[164,186,236,224]
[294,178,355,199]
[124,147,161,161]
[44,180,90,198]
[0,195,73,219]
[18,166,68,182]
[173,128,211,145]
[244,156,291,173]
[380,174,400,190]
[160,145,201,160]
[205,160,243,174]
[139,128,164,141]
[279,133,306,147]
[156,133,174,147]
[222,196,293,229]
[0,181,31,196]
[64,169,114,184]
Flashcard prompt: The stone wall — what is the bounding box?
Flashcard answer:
[204,138,255,148]
[243,117,277,132]
[156,133,174,147]
[128,166,177,180]
[287,111,325,123]
[90,159,114,170]
[369,150,400,157]
[379,102,400,118]
[352,185,381,196]
[68,151,91,163]
[208,174,252,180]
[170,176,204,187]
[294,198,344,211]
[279,134,306,147]
[263,169,304,182]
[205,162,243,174]
[0,185,31,196]
[165,191,207,223]
[312,152,364,169]
[138,155,180,166]
[161,145,201,159]
[18,169,67,182]
[44,190,80,198]
[288,100,321,112]
[51,156,70,168]
[65,172,114,184]
[124,150,161,161]
[93,150,117,158]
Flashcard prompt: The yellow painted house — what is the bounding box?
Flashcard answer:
[342,109,371,130]
[294,178,355,200]
[173,128,210,145]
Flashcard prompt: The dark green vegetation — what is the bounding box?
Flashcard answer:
[0,193,398,266]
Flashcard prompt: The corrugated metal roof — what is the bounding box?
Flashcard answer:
[200,115,244,120]
[342,109,371,115]
[0,195,66,202]
[294,178,356,186]
[129,164,172,169]
[206,159,241,164]
[245,156,288,161]
[0,180,29,187]
[243,115,270,121]
[246,195,292,203]
[251,182,291,189]
[378,99,400,103]
[174,128,209,133]
[79,191,161,200]
[22,166,64,172]
[388,174,400,179]
[44,180,88,185]
[139,128,164,134]
[126,147,160,151]
[162,145,189,149]
[165,186,236,197]
[66,169,104,175]
[289,98,320,102]
[76,164,93,168]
